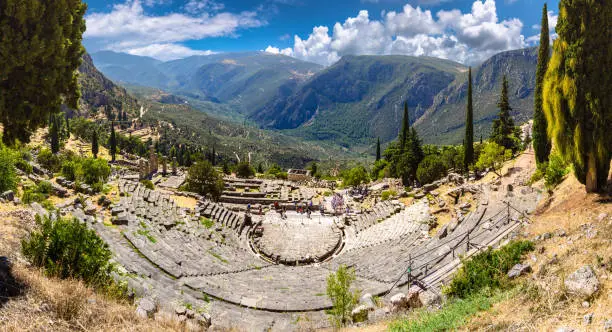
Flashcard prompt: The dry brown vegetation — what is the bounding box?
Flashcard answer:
[0,203,186,331]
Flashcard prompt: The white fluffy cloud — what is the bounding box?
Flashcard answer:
[85,0,264,60]
[127,43,215,61]
[264,46,294,56]
[270,0,528,66]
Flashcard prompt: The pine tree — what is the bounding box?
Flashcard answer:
[410,127,424,168]
[464,67,474,171]
[533,3,552,164]
[109,121,117,162]
[490,76,517,151]
[211,145,216,166]
[49,114,60,154]
[543,0,612,192]
[0,0,87,145]
[375,137,381,161]
[91,129,98,159]
[400,102,410,152]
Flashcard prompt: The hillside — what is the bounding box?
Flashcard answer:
[415,47,538,145]
[91,51,323,116]
[254,55,465,148]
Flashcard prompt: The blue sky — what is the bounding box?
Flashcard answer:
[83,0,559,65]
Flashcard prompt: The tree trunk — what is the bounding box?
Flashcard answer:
[585,152,598,193]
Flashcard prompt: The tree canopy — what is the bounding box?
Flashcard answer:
[543,0,611,192]
[0,0,87,145]
[533,3,552,165]
[464,67,474,171]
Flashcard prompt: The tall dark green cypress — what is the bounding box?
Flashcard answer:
[211,145,216,166]
[464,67,474,170]
[375,137,381,161]
[49,114,60,154]
[491,75,516,150]
[400,102,410,152]
[92,128,98,159]
[109,121,117,162]
[533,3,551,164]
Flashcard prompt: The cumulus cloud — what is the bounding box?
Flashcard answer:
[127,43,215,61]
[264,46,294,56]
[269,0,528,66]
[85,0,264,60]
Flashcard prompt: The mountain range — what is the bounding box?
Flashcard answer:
[90,47,539,149]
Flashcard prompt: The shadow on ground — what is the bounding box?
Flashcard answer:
[0,256,26,308]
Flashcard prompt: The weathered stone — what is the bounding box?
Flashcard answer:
[1,190,15,201]
[555,327,577,332]
[196,312,211,327]
[507,263,531,279]
[136,297,156,318]
[30,202,48,218]
[175,306,186,315]
[437,225,448,239]
[351,304,369,323]
[564,266,599,298]
[419,290,441,307]
[359,293,376,311]
[390,293,407,311]
[423,183,438,193]
[603,319,612,331]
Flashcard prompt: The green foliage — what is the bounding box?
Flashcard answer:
[375,137,381,161]
[200,217,214,229]
[389,289,510,332]
[533,3,552,165]
[417,155,447,185]
[14,158,32,175]
[49,114,62,154]
[21,214,116,289]
[326,265,360,328]
[370,159,389,180]
[400,102,410,151]
[309,162,319,179]
[543,0,611,192]
[490,76,520,152]
[381,190,397,201]
[78,158,110,188]
[446,240,534,298]
[22,180,56,204]
[475,142,509,176]
[544,153,569,190]
[186,160,225,201]
[108,122,117,162]
[140,179,155,190]
[235,162,255,178]
[342,165,369,187]
[37,148,62,173]
[0,146,18,192]
[0,0,87,145]
[37,181,53,195]
[61,160,79,181]
[464,67,474,170]
[529,161,547,185]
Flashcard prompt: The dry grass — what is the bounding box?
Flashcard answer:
[463,173,612,331]
[170,195,198,209]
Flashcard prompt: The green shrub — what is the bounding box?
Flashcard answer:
[0,147,18,192]
[78,158,111,187]
[140,179,155,190]
[22,188,47,204]
[14,158,33,174]
[342,165,369,187]
[417,155,447,185]
[186,161,225,200]
[61,160,79,181]
[544,153,569,189]
[235,161,255,178]
[200,217,214,229]
[326,265,360,327]
[37,148,62,173]
[445,240,534,298]
[529,162,547,184]
[21,214,115,288]
[37,181,53,195]
[381,190,397,201]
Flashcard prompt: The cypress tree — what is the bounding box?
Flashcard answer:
[375,137,381,161]
[490,76,516,151]
[109,121,117,162]
[49,114,60,154]
[409,127,424,182]
[400,102,410,152]
[211,145,216,166]
[464,67,474,171]
[543,0,612,192]
[533,3,552,164]
[92,129,98,159]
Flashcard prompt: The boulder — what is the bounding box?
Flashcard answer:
[30,202,49,218]
[423,183,438,193]
[507,263,532,279]
[390,293,408,311]
[604,319,612,331]
[359,293,376,311]
[564,266,599,298]
[136,297,157,318]
[196,312,211,327]
[437,225,448,239]
[351,304,369,323]
[555,327,577,332]
[1,190,15,201]
[583,313,593,325]
[406,286,422,308]
[418,290,441,307]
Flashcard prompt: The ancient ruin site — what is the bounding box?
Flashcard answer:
[27,147,539,330]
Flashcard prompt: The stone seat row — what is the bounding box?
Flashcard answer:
[350,200,402,233]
